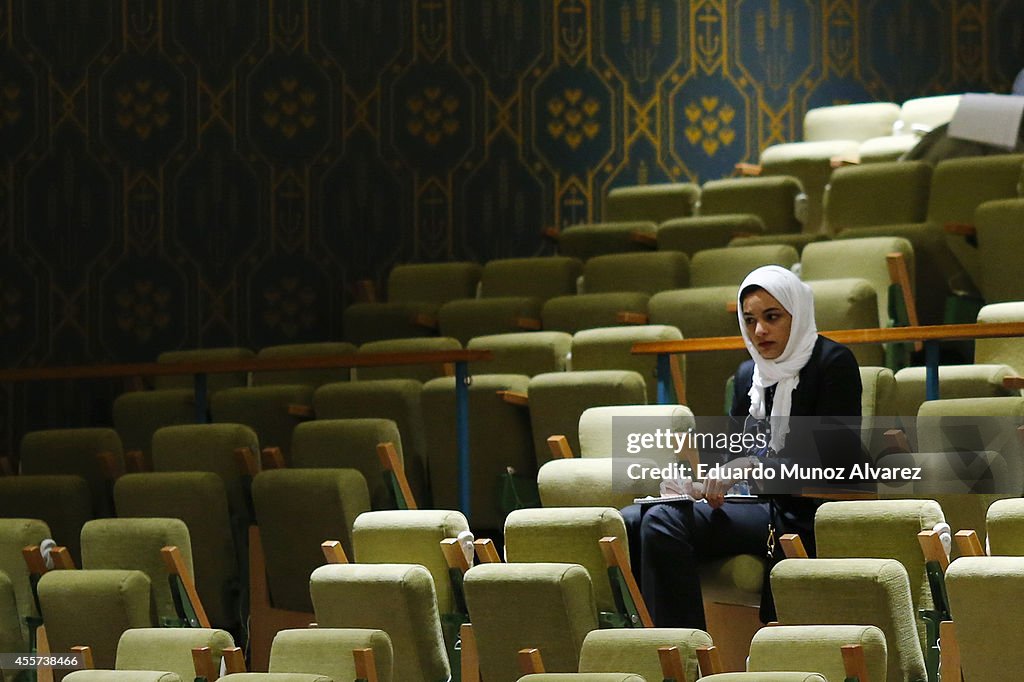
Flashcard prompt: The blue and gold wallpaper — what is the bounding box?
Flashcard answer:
[0,0,1019,442]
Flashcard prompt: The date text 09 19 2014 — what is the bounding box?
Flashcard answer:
[0,653,84,670]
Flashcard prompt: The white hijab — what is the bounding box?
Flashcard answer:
[736,266,818,452]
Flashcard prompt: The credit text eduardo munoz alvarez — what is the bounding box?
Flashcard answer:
[625,461,923,482]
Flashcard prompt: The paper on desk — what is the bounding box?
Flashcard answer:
[948,93,1024,150]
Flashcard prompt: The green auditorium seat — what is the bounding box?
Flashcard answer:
[355,337,462,383]
[822,161,932,234]
[570,326,682,404]
[421,374,534,530]
[264,627,394,682]
[63,627,235,682]
[153,347,255,393]
[689,245,799,288]
[252,342,356,387]
[658,214,766,256]
[19,428,125,518]
[342,261,482,345]
[746,624,887,682]
[985,498,1024,555]
[974,198,1024,303]
[0,477,91,566]
[0,518,50,652]
[467,332,572,376]
[0,570,24,681]
[603,182,700,224]
[577,628,710,682]
[556,221,659,261]
[211,384,315,464]
[975,302,1024,374]
[439,257,583,343]
[856,94,962,163]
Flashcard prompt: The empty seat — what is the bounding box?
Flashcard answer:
[265,627,395,682]
[0,476,91,565]
[747,624,887,682]
[19,427,125,518]
[64,628,235,682]
[603,183,700,223]
[342,262,482,345]
[974,198,1024,303]
[557,221,658,261]
[211,384,315,462]
[857,94,962,163]
[975,302,1024,374]
[570,326,683,403]
[823,161,932,233]
[153,347,255,393]
[467,332,572,376]
[689,245,799,288]
[355,337,462,383]
[252,342,357,387]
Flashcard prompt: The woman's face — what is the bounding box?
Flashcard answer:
[742,289,793,360]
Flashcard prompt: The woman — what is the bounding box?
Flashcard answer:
[630,265,864,628]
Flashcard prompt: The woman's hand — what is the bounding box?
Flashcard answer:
[704,457,759,509]
[659,476,705,500]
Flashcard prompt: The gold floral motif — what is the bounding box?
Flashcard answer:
[684,96,735,157]
[546,88,601,150]
[116,280,171,342]
[263,277,316,338]
[115,80,172,140]
[406,86,461,146]
[262,78,318,139]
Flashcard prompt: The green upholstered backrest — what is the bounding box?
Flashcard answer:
[946,556,1024,681]
[0,570,24,665]
[541,293,650,335]
[824,161,931,232]
[352,509,469,615]
[481,257,583,299]
[699,176,804,233]
[463,563,599,681]
[387,262,482,304]
[116,627,235,679]
[928,153,1024,225]
[803,102,900,142]
[579,628,711,682]
[801,236,914,327]
[252,342,356,387]
[577,404,695,461]
[770,558,925,682]
[975,199,1024,302]
[527,371,648,468]
[604,182,700,223]
[113,472,239,631]
[656,214,767,256]
[582,252,690,294]
[648,285,747,417]
[210,385,315,459]
[690,245,799,288]
[20,428,124,517]
[892,366,1016,420]
[153,347,254,392]
[151,423,261,525]
[310,563,450,682]
[0,476,90,566]
[537,458,658,509]
[438,296,547,344]
[975,302,1024,373]
[37,569,153,669]
[859,366,897,459]
[312,379,429,505]
[81,518,194,623]
[749,624,887,682]
[504,507,627,614]
[570,325,683,403]
[343,301,443,346]
[557,222,658,261]
[63,672,182,682]
[467,332,571,376]
[112,389,196,461]
[986,498,1024,555]
[0,518,49,641]
[421,375,534,530]
[269,627,394,682]
[252,469,370,613]
[291,418,404,511]
[807,278,883,367]
[356,337,462,383]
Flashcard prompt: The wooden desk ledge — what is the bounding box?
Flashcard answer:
[1003,375,1024,391]
[943,222,977,238]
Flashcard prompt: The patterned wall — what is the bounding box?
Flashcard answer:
[0,0,1019,443]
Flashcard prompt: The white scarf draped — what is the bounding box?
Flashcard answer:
[736,266,818,453]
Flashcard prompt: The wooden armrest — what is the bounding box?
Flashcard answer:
[51,546,76,570]
[630,231,658,247]
[841,644,871,682]
[730,231,758,240]
[616,311,649,324]
[353,647,380,682]
[22,545,47,575]
[96,451,121,481]
[669,354,687,407]
[954,529,984,557]
[725,300,738,313]
[440,537,470,574]
[918,529,950,572]
[442,362,455,377]
[412,313,439,330]
[518,648,545,675]
[943,222,977,238]
[599,536,653,627]
[376,442,418,510]
[780,533,808,558]
[460,623,480,682]
[497,390,529,406]
[883,429,911,453]
[161,545,212,628]
[222,646,246,674]
[261,447,287,470]
[355,279,377,304]
[542,226,561,242]
[191,647,218,682]
[546,435,575,460]
[658,646,686,682]
[696,645,723,676]
[885,252,922,350]
[939,621,962,682]
[515,317,542,331]
[321,540,349,564]
[473,538,502,563]
[124,450,147,473]
[734,162,762,176]
[1003,376,1024,390]
[287,403,315,418]
[71,646,94,669]
[830,154,860,168]
[234,447,259,476]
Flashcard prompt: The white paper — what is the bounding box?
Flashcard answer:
[948,93,1024,150]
